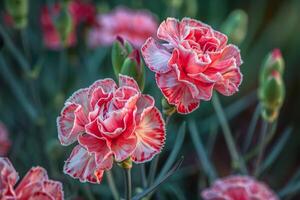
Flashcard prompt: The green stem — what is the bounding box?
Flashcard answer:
[148,155,159,185]
[124,168,132,200]
[254,120,270,176]
[0,24,30,73]
[140,164,148,188]
[243,104,261,153]
[212,93,247,173]
[106,170,120,200]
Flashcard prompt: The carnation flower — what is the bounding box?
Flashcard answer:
[141,18,243,114]
[0,122,11,156]
[57,75,165,183]
[40,0,96,50]
[201,175,278,200]
[88,7,158,48]
[0,157,63,200]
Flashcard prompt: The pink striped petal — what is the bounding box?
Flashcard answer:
[136,94,155,123]
[88,79,117,109]
[41,180,64,200]
[0,157,18,198]
[64,145,104,184]
[119,74,140,91]
[132,107,165,163]
[57,103,87,146]
[219,44,243,66]
[110,134,137,162]
[78,134,112,169]
[66,88,90,112]
[157,18,181,46]
[141,37,172,73]
[156,71,200,114]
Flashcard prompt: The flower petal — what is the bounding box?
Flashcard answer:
[0,157,18,198]
[119,74,140,91]
[157,18,181,46]
[132,107,165,163]
[66,88,90,112]
[156,71,200,114]
[136,94,155,123]
[42,180,64,200]
[110,134,137,162]
[141,37,172,73]
[57,103,87,146]
[64,145,104,184]
[78,134,112,170]
[219,44,243,66]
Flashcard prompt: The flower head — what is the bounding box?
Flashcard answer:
[201,175,278,200]
[40,0,96,50]
[57,75,165,183]
[88,7,158,48]
[141,17,243,114]
[0,122,11,156]
[0,157,63,200]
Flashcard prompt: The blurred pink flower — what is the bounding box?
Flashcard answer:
[0,157,63,200]
[40,0,96,50]
[201,175,278,200]
[57,75,165,183]
[88,7,158,48]
[141,18,243,114]
[0,122,11,156]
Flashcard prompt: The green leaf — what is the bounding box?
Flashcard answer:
[157,122,186,180]
[132,157,184,200]
[188,119,217,182]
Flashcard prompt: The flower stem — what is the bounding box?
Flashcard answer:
[254,120,270,176]
[106,171,120,200]
[123,168,132,200]
[140,164,148,188]
[212,93,247,173]
[148,155,159,186]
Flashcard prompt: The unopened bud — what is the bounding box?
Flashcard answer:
[112,37,133,77]
[5,0,29,29]
[260,49,284,85]
[259,70,285,122]
[120,50,145,90]
[162,98,176,116]
[221,9,248,44]
[54,7,73,47]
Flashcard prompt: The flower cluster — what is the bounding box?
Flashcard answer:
[57,75,165,183]
[88,7,158,48]
[40,0,96,50]
[0,122,11,156]
[142,18,243,114]
[202,175,278,200]
[0,157,63,200]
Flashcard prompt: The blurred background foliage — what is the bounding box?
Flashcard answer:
[1,0,300,199]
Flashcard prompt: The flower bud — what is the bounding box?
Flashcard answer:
[162,98,176,116]
[5,0,29,29]
[120,50,145,90]
[259,71,285,122]
[112,36,133,77]
[260,49,284,85]
[221,9,248,44]
[117,157,132,169]
[54,6,73,47]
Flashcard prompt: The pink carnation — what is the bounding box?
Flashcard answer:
[0,122,11,156]
[57,75,165,183]
[88,7,158,48]
[141,18,243,114]
[201,175,278,200]
[0,157,63,200]
[40,0,96,50]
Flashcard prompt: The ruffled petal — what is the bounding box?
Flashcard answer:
[88,78,117,109]
[119,74,140,91]
[110,134,137,162]
[219,44,243,66]
[0,157,18,198]
[57,103,87,146]
[63,145,104,184]
[42,180,64,200]
[141,37,172,73]
[157,18,181,46]
[136,94,155,123]
[78,134,112,170]
[27,192,53,200]
[66,88,90,112]
[156,71,200,114]
[132,107,165,163]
